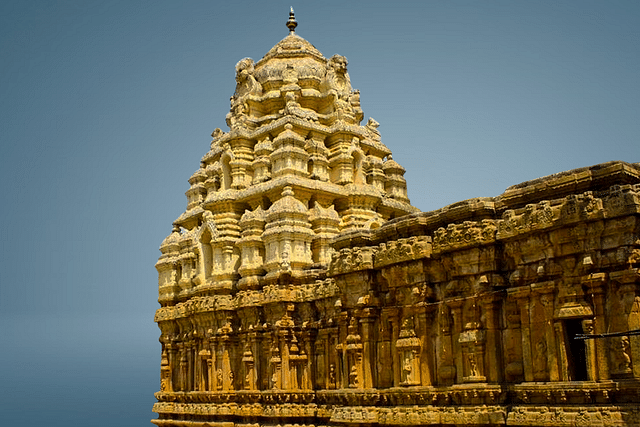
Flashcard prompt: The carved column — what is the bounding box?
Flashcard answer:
[510,286,533,382]
[242,335,257,390]
[198,339,211,391]
[388,309,401,387]
[279,329,291,390]
[337,312,349,389]
[437,303,456,385]
[216,323,235,391]
[585,273,609,380]
[178,342,187,391]
[377,308,395,388]
[359,309,376,389]
[301,329,315,390]
[269,335,282,390]
[417,306,434,386]
[314,330,328,389]
[480,295,502,383]
[160,347,172,392]
[537,285,559,382]
[554,321,569,381]
[446,299,464,384]
[208,334,217,391]
[503,302,523,383]
[582,318,598,381]
[528,282,557,382]
[186,338,195,391]
[345,317,363,389]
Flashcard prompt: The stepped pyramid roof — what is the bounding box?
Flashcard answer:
[158,10,418,297]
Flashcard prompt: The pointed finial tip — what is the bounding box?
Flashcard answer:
[287,7,297,33]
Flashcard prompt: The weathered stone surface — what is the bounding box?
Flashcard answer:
[154,11,640,427]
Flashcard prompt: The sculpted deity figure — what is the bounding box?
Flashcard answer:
[349,364,359,388]
[402,353,414,383]
[226,58,262,129]
[611,336,632,374]
[233,58,262,99]
[533,340,548,378]
[328,364,336,389]
[282,91,318,121]
[365,117,381,139]
[468,353,479,377]
[216,368,223,390]
[326,54,352,95]
[324,54,363,122]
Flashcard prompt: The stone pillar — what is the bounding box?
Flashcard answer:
[378,308,395,388]
[220,336,234,391]
[360,310,376,389]
[447,299,464,384]
[301,329,315,390]
[582,318,598,381]
[554,321,569,381]
[314,331,328,389]
[437,303,456,385]
[417,307,434,386]
[479,295,502,383]
[279,329,291,390]
[536,285,560,382]
[178,342,187,391]
[338,312,349,389]
[242,336,257,390]
[586,273,609,380]
[511,287,533,382]
[160,348,172,392]
[209,336,218,391]
[389,311,401,387]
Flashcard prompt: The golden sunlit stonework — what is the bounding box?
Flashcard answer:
[154,11,640,427]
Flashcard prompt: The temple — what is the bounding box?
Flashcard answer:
[153,11,640,427]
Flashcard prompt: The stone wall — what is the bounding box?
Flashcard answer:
[154,162,640,427]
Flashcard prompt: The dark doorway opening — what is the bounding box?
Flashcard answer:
[564,319,588,381]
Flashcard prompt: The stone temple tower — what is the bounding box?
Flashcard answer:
[153,10,417,425]
[155,12,416,307]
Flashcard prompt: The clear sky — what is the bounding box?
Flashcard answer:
[1,1,638,426]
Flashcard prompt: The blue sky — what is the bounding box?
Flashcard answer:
[1,1,638,426]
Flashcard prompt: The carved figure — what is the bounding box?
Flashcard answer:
[612,336,632,374]
[468,353,479,377]
[233,58,262,99]
[326,54,351,95]
[402,353,413,383]
[328,364,336,388]
[349,364,359,388]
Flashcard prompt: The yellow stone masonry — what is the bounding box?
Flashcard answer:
[154,11,640,427]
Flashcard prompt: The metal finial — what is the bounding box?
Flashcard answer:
[287,7,297,33]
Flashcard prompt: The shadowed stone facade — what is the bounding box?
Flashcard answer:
[153,12,640,427]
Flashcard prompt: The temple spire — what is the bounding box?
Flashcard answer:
[286,7,297,33]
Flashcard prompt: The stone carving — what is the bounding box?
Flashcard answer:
[154,10,640,427]
[611,335,633,376]
[396,317,421,386]
[433,220,496,253]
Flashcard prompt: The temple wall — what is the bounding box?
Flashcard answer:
[154,166,640,427]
